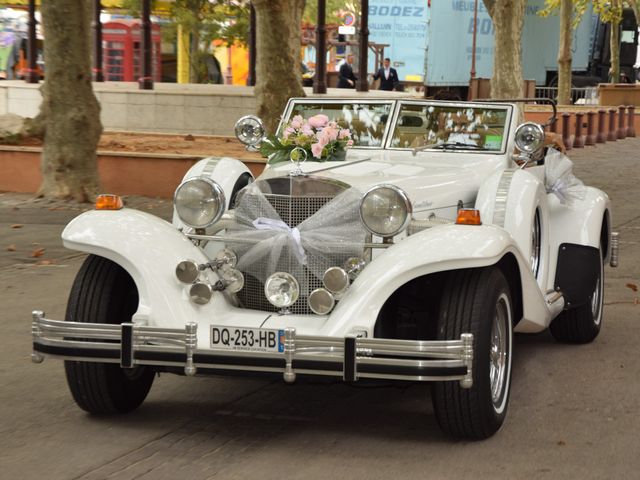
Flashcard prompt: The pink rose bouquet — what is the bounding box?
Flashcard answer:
[259,113,353,165]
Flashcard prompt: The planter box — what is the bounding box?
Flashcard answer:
[0,147,266,198]
[598,83,640,107]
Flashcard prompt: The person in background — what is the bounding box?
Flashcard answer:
[373,57,399,91]
[337,54,356,88]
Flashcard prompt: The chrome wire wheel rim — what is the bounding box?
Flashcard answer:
[530,209,541,278]
[490,293,511,413]
[591,256,604,325]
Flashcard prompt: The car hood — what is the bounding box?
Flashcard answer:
[257,150,506,214]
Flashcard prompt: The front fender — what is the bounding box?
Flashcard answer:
[62,209,234,334]
[325,224,553,336]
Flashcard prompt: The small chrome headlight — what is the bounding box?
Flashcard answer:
[514,122,545,154]
[234,115,265,147]
[264,272,299,308]
[359,185,412,237]
[174,178,225,228]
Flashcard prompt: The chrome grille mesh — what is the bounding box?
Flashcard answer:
[233,192,358,315]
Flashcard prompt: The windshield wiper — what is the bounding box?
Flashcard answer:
[431,142,485,150]
[412,141,486,156]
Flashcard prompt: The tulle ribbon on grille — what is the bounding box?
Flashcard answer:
[544,148,586,206]
[220,183,367,294]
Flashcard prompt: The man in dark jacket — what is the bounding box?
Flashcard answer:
[337,54,356,88]
[373,58,399,91]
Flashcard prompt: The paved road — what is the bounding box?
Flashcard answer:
[1,140,639,480]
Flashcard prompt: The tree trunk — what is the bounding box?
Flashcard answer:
[253,0,305,134]
[484,0,526,99]
[609,14,620,83]
[629,0,640,29]
[557,0,572,105]
[38,0,102,201]
[190,27,200,83]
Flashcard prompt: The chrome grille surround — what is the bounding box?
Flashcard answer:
[230,176,363,315]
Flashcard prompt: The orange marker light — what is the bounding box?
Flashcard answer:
[456,209,482,225]
[95,194,124,210]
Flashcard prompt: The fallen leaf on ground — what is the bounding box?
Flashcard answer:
[31,247,45,258]
[6,244,16,251]
[184,134,195,141]
[10,224,23,229]
[36,259,56,266]
[557,440,566,446]
[626,283,638,292]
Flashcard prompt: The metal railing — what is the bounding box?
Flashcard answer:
[534,86,598,105]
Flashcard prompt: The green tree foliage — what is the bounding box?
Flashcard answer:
[303,0,359,24]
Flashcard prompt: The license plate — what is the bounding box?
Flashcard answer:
[210,326,285,353]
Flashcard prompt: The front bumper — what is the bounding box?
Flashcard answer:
[31,311,474,387]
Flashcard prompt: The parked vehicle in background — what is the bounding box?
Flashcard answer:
[367,0,637,96]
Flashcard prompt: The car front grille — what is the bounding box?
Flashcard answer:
[233,191,360,315]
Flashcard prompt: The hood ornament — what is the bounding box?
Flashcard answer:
[289,147,307,177]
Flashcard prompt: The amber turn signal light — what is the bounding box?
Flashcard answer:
[95,194,124,210]
[456,209,482,225]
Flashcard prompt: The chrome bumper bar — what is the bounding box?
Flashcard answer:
[31,310,474,387]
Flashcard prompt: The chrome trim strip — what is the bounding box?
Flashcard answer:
[493,169,516,227]
[186,233,391,249]
[31,312,474,388]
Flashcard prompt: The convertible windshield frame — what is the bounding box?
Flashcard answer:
[279,98,398,150]
[385,100,514,155]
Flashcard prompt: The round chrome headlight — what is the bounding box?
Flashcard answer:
[359,185,412,237]
[174,178,225,228]
[264,272,299,308]
[234,115,265,147]
[514,122,545,153]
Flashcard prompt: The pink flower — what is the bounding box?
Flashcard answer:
[346,139,354,147]
[316,132,330,148]
[290,115,303,129]
[301,124,314,136]
[323,126,339,142]
[283,127,295,138]
[338,128,351,139]
[308,114,329,128]
[311,142,324,158]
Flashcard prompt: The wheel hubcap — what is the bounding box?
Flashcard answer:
[490,295,509,409]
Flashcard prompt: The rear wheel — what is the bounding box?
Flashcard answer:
[432,267,514,440]
[64,255,155,414]
[549,245,604,344]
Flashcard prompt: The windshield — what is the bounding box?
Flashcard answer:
[390,103,510,152]
[284,101,393,147]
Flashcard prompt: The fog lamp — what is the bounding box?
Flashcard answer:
[264,272,299,308]
[214,248,237,270]
[221,269,244,293]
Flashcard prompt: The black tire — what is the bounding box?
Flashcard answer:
[64,255,155,414]
[549,246,604,344]
[432,267,514,440]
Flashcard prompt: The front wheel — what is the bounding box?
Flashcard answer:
[432,267,514,440]
[64,255,155,414]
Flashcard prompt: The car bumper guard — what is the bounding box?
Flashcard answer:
[31,311,474,387]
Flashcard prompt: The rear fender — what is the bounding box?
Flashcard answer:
[325,224,554,337]
[546,186,611,282]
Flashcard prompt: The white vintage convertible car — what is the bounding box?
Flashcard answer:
[31,98,618,439]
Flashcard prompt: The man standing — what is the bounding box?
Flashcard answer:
[373,58,399,91]
[337,54,356,88]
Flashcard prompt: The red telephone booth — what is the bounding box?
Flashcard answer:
[102,20,161,82]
